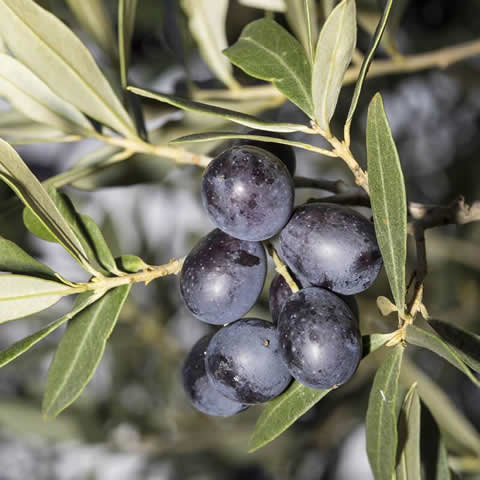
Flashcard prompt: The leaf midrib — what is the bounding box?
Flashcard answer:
[1,0,132,135]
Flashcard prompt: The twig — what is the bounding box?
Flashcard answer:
[265,244,299,293]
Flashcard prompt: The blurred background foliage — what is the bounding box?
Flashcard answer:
[0,0,479,478]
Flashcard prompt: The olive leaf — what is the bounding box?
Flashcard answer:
[118,0,138,88]
[406,324,480,387]
[396,383,421,480]
[181,0,238,89]
[366,345,404,480]
[0,54,92,134]
[239,0,285,11]
[0,275,76,324]
[0,139,92,271]
[224,19,314,116]
[0,290,105,368]
[128,87,310,133]
[285,0,318,59]
[116,254,148,273]
[65,0,117,60]
[428,319,480,373]
[312,0,356,132]
[249,333,393,452]
[0,236,56,279]
[0,0,134,136]
[367,93,407,313]
[42,285,131,418]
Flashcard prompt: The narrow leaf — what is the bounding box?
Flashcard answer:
[406,324,480,387]
[224,19,313,116]
[181,0,238,89]
[0,54,92,134]
[65,0,117,60]
[0,139,90,266]
[0,0,134,136]
[0,290,105,368]
[366,345,404,480]
[345,0,393,135]
[118,0,138,88]
[239,0,285,11]
[367,93,407,312]
[116,254,148,273]
[429,319,480,374]
[401,356,480,456]
[396,383,421,480]
[285,0,318,59]
[249,333,391,452]
[42,285,131,417]
[0,236,56,279]
[312,0,356,132]
[0,274,74,323]
[127,87,309,133]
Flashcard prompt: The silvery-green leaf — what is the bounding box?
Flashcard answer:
[367,93,407,312]
[182,0,238,89]
[0,274,75,323]
[224,19,313,116]
[345,0,393,136]
[239,0,285,11]
[406,324,480,387]
[128,87,309,132]
[366,345,404,480]
[312,0,356,131]
[401,356,480,456]
[285,0,318,59]
[0,54,92,134]
[396,383,421,480]
[249,333,391,452]
[0,0,135,136]
[118,0,138,88]
[65,0,117,59]
[0,139,90,268]
[428,319,480,373]
[0,290,105,368]
[116,254,148,273]
[0,236,55,279]
[42,285,131,417]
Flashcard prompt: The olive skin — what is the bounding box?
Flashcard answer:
[201,146,294,241]
[182,335,248,416]
[278,287,362,390]
[180,229,266,325]
[205,318,292,404]
[269,274,359,325]
[279,203,382,295]
[232,129,296,176]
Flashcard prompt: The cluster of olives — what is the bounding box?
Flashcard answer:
[179,131,383,416]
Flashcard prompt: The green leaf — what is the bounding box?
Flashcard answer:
[0,274,74,323]
[0,235,56,279]
[249,333,391,452]
[118,0,138,88]
[0,0,134,136]
[312,0,356,132]
[396,383,421,480]
[401,356,480,456]
[366,345,404,480]
[345,0,393,137]
[435,438,451,480]
[428,319,480,374]
[0,139,91,268]
[0,290,105,368]
[224,19,313,116]
[285,0,318,59]
[65,0,117,60]
[0,54,92,134]
[366,93,407,312]
[181,0,238,90]
[406,324,480,387]
[239,0,285,11]
[42,284,131,417]
[116,254,148,273]
[127,87,309,133]
[24,187,115,274]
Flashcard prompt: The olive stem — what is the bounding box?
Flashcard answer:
[265,244,299,293]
